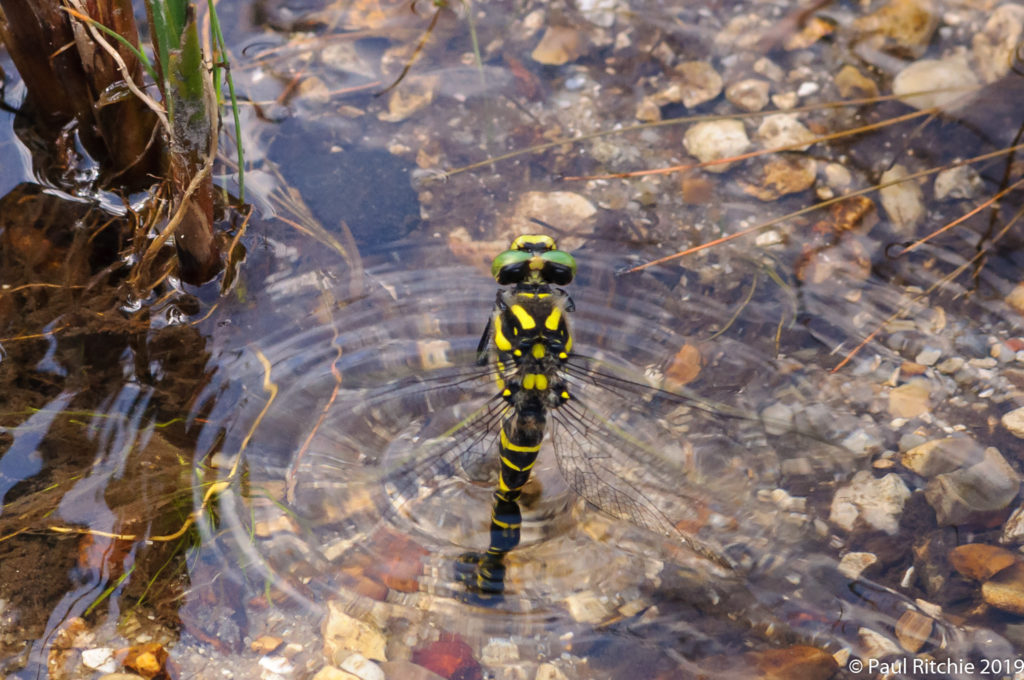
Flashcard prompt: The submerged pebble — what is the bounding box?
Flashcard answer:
[892,53,979,110]
[725,78,771,112]
[924,447,1020,524]
[830,471,911,534]
[683,119,750,173]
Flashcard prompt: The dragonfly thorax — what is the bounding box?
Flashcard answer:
[493,285,573,410]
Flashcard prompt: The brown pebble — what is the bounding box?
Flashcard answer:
[982,562,1024,615]
[748,645,839,680]
[1006,283,1024,314]
[888,379,930,418]
[895,610,933,653]
[665,343,703,387]
[834,65,880,99]
[531,26,583,65]
[251,636,284,654]
[900,361,926,376]
[949,543,1019,582]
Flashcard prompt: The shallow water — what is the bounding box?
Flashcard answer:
[3,1,1024,679]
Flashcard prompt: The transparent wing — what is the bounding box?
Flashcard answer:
[548,407,735,565]
[546,351,791,568]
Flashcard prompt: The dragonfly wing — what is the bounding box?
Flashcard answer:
[549,399,734,569]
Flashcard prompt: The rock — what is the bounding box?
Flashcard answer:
[972,4,1024,83]
[536,663,570,680]
[949,543,1019,581]
[122,643,168,679]
[852,0,938,55]
[761,402,794,436]
[340,653,385,680]
[771,91,799,110]
[674,61,723,108]
[925,447,1021,524]
[564,590,615,623]
[577,0,620,28]
[635,96,661,122]
[82,648,117,674]
[1003,505,1024,544]
[259,656,295,675]
[747,645,838,680]
[756,114,816,152]
[380,75,438,122]
[892,53,979,110]
[754,57,785,82]
[481,638,520,666]
[933,165,982,200]
[784,16,835,51]
[858,627,903,660]
[531,26,584,65]
[725,78,771,112]
[834,65,879,99]
[982,562,1024,615]
[741,157,816,201]
[504,192,596,250]
[664,343,702,387]
[878,164,925,233]
[411,635,481,680]
[837,552,879,579]
[378,661,446,680]
[322,601,387,664]
[888,378,930,418]
[683,119,750,173]
[840,429,882,457]
[894,610,933,653]
[312,667,360,680]
[901,436,982,477]
[252,636,284,654]
[830,471,911,534]
[1001,406,1024,438]
[936,356,964,373]
[1008,284,1024,315]
[824,163,852,189]
[914,347,941,366]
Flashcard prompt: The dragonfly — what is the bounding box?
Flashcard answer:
[372,230,807,604]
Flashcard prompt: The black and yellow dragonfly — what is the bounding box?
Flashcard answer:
[374,231,814,602]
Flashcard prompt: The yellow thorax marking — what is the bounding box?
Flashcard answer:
[510,304,536,330]
[520,373,550,391]
[531,343,545,359]
[493,314,512,351]
[544,307,562,331]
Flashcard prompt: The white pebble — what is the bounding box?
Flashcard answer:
[683,119,750,173]
[892,53,979,110]
[1002,406,1024,439]
[81,648,117,673]
[340,653,385,680]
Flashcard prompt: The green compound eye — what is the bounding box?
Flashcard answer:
[492,249,532,283]
[540,249,576,285]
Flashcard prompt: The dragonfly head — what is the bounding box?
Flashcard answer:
[492,234,577,286]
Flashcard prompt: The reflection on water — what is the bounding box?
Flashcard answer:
[3,0,1024,678]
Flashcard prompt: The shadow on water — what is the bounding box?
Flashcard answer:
[3,1,1024,679]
